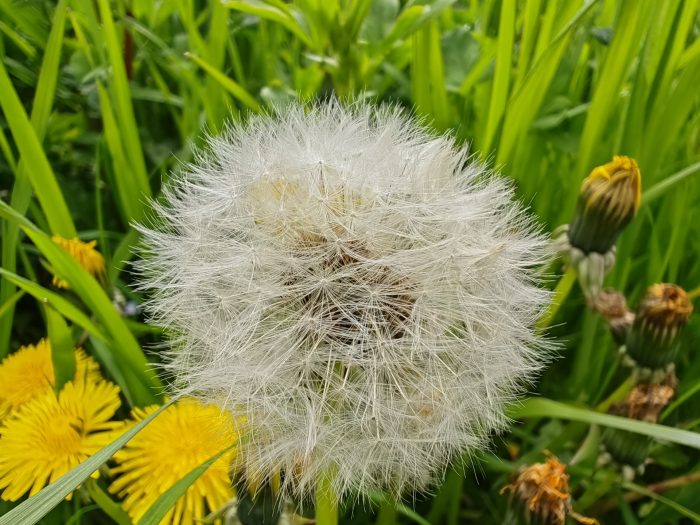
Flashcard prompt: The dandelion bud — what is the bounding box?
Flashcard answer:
[51,236,106,289]
[552,156,640,299]
[602,379,676,471]
[625,284,693,371]
[500,455,597,525]
[138,101,551,498]
[568,156,640,256]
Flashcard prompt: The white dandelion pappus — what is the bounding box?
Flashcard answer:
[137,101,551,498]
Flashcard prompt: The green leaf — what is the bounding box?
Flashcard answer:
[481,0,515,155]
[0,400,174,525]
[0,201,162,406]
[622,481,700,523]
[85,480,131,525]
[45,304,76,392]
[96,0,151,213]
[137,445,235,525]
[223,0,313,47]
[366,490,433,525]
[510,398,700,450]
[0,33,75,238]
[185,53,262,112]
[0,269,108,342]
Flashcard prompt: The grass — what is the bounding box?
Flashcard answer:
[1,0,700,524]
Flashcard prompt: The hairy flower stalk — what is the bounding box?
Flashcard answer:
[552,156,641,299]
[624,284,693,372]
[138,102,551,504]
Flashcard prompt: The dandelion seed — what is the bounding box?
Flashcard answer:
[138,101,551,498]
[0,339,101,420]
[109,398,237,525]
[0,379,121,501]
[51,236,106,289]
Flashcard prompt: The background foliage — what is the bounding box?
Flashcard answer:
[1,0,700,523]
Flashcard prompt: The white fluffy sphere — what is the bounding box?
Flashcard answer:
[138,102,551,498]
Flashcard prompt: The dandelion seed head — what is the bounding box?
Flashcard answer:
[138,101,552,498]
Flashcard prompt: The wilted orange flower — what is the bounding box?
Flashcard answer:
[501,455,597,525]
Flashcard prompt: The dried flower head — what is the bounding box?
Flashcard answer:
[500,455,597,525]
[138,101,551,498]
[625,284,693,370]
[603,377,676,470]
[590,289,635,344]
[51,236,106,289]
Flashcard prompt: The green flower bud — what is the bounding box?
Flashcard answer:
[568,156,641,255]
[625,284,693,370]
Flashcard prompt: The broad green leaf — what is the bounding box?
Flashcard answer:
[510,398,700,450]
[45,304,76,391]
[0,400,174,525]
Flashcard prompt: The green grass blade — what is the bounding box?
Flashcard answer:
[96,81,144,223]
[96,0,151,213]
[186,52,262,112]
[622,481,700,523]
[137,446,235,525]
[510,398,700,450]
[84,480,131,525]
[497,0,598,165]
[0,8,75,239]
[481,0,515,156]
[575,0,652,175]
[0,0,72,357]
[641,162,700,207]
[223,0,313,47]
[45,304,76,391]
[0,202,162,405]
[0,400,174,525]
[0,269,109,342]
[0,290,24,320]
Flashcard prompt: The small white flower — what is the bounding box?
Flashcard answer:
[137,101,551,498]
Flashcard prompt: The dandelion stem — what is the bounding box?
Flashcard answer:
[537,266,577,331]
[316,469,338,525]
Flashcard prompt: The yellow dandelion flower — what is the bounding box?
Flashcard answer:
[0,379,121,501]
[51,236,106,289]
[109,398,236,525]
[0,339,102,420]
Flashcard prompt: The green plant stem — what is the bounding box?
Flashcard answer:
[537,265,577,331]
[596,376,635,413]
[316,469,338,525]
